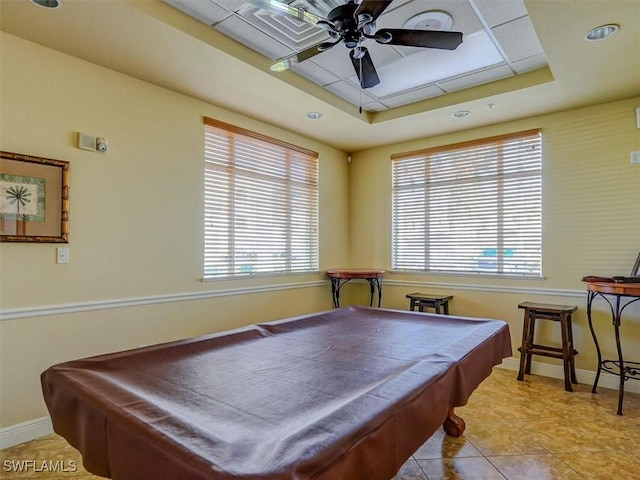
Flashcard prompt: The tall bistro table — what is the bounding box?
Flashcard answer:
[583,277,640,415]
[327,269,384,308]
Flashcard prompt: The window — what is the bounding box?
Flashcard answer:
[203,117,319,278]
[392,129,542,277]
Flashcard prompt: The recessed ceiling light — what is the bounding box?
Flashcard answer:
[585,24,619,41]
[453,111,471,118]
[306,112,323,120]
[30,0,60,8]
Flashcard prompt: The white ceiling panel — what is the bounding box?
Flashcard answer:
[214,15,292,59]
[325,80,376,105]
[162,0,231,25]
[209,0,247,13]
[360,41,404,68]
[308,43,360,79]
[364,31,504,97]
[473,0,528,28]
[379,0,485,35]
[438,64,514,93]
[292,60,340,86]
[361,100,388,112]
[379,84,445,108]
[511,53,547,74]
[491,16,544,62]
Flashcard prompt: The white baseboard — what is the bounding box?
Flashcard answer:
[2,361,637,449]
[0,416,52,449]
[499,356,640,394]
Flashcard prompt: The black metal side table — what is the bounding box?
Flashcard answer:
[583,278,640,415]
[327,269,385,308]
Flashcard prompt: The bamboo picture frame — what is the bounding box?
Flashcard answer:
[0,151,69,243]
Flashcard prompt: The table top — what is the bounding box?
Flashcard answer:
[582,277,640,296]
[326,269,385,279]
[42,306,510,480]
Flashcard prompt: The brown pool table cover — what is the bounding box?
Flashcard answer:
[41,306,511,480]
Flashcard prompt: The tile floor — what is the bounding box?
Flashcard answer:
[2,368,639,480]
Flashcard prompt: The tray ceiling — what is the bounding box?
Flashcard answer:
[1,0,638,152]
[162,0,548,112]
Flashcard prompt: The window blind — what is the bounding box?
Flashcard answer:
[204,117,319,278]
[392,129,542,276]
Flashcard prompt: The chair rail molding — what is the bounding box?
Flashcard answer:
[0,280,327,321]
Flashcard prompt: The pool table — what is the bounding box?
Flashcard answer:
[42,306,511,480]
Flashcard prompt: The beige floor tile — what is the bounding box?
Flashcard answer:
[1,435,67,463]
[515,419,606,454]
[556,452,640,480]
[412,429,482,460]
[392,458,427,480]
[416,457,506,480]
[0,468,34,479]
[487,454,584,480]
[1,435,69,480]
[28,449,91,479]
[1,436,98,480]
[463,417,549,456]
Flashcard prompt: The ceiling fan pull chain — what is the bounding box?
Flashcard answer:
[359,56,363,114]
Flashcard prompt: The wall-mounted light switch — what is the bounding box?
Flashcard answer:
[57,247,69,264]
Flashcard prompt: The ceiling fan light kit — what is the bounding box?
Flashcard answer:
[249,0,463,90]
[404,11,453,31]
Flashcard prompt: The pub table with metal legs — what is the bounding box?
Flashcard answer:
[583,279,640,415]
[327,269,385,308]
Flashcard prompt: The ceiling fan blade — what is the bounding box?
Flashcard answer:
[353,0,392,25]
[269,40,338,72]
[350,47,380,89]
[247,0,325,26]
[375,29,463,50]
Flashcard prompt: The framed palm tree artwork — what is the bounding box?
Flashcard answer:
[0,151,69,242]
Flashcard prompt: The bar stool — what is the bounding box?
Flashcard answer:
[517,301,578,392]
[406,292,453,315]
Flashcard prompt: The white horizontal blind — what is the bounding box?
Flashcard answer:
[204,118,319,278]
[392,129,542,276]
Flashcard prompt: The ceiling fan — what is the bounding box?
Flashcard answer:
[248,0,463,89]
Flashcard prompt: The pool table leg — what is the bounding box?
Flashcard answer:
[443,407,466,437]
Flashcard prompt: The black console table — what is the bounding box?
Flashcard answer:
[583,278,640,415]
[327,269,384,308]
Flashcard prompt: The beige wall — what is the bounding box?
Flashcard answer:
[0,33,349,427]
[348,96,640,373]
